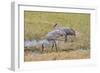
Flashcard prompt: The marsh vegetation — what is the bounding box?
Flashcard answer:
[24,11,90,61]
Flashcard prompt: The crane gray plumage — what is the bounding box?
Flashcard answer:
[41,39,57,52]
[24,23,76,53]
[41,29,62,52]
[53,23,76,42]
[42,23,76,52]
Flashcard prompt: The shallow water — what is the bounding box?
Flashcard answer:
[24,40,38,47]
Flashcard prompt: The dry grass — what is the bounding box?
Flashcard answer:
[24,49,90,61]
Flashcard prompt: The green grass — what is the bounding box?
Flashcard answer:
[24,11,90,39]
[24,11,90,61]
